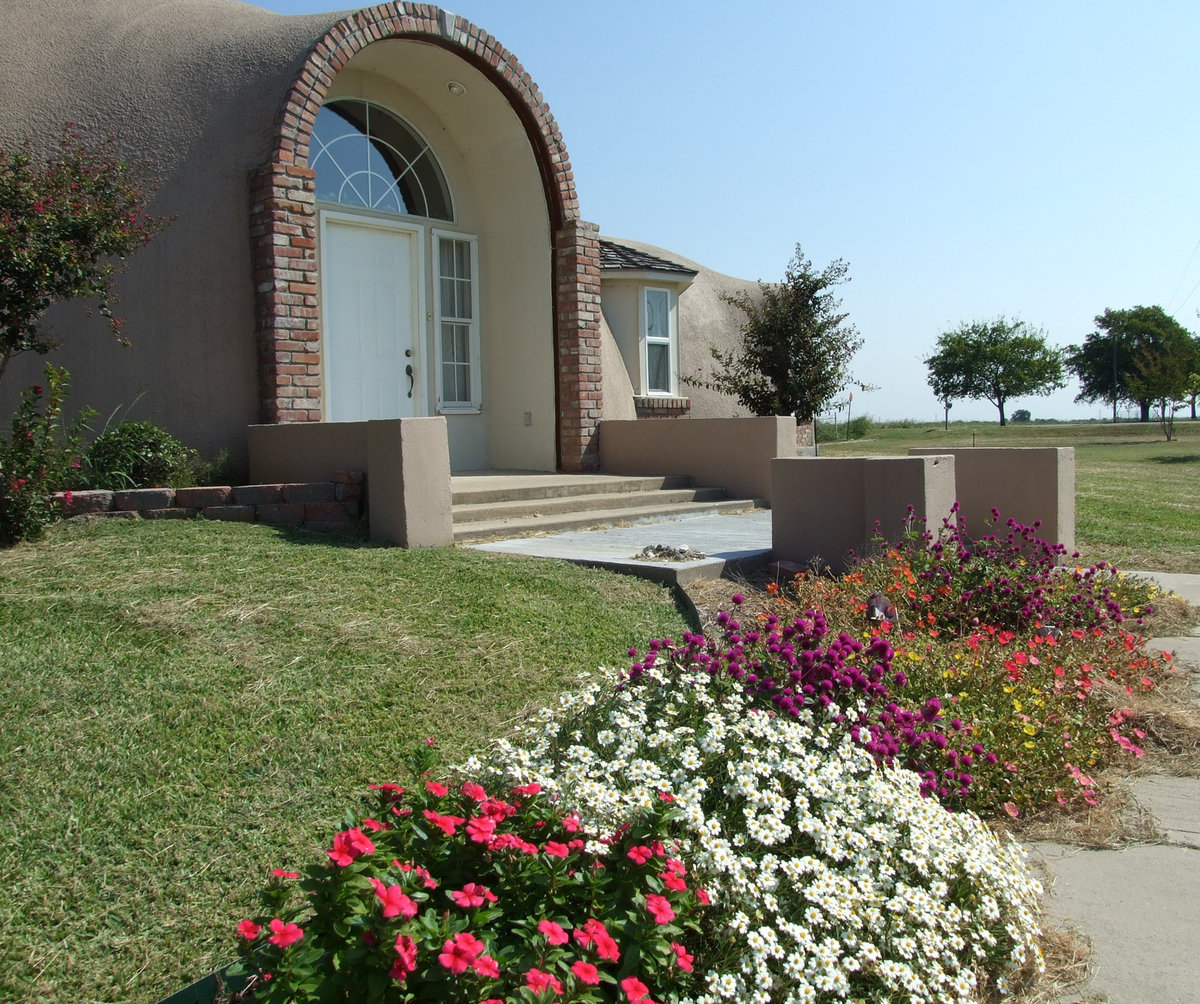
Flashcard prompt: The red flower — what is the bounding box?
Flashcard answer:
[669,941,694,972]
[538,919,568,945]
[451,882,497,908]
[461,781,488,801]
[466,815,497,843]
[425,780,449,797]
[621,975,655,1002]
[361,817,388,831]
[237,920,261,940]
[525,968,563,995]
[627,845,652,865]
[389,933,418,982]
[660,870,687,891]
[574,918,620,961]
[542,840,570,858]
[645,894,675,925]
[270,868,299,879]
[370,878,418,918]
[571,959,601,984]
[438,932,485,973]
[511,782,542,796]
[327,827,375,866]
[423,809,467,836]
[267,918,303,948]
[472,954,500,978]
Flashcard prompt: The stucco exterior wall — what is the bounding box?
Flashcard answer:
[0,0,342,462]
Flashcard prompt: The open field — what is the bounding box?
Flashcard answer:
[0,521,693,1003]
[818,419,1200,573]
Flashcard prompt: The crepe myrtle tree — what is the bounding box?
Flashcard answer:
[0,124,168,383]
[687,243,864,420]
[925,317,1065,426]
[1066,306,1195,423]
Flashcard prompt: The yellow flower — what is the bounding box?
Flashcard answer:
[1023,724,1037,735]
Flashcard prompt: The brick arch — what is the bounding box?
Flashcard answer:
[251,4,602,471]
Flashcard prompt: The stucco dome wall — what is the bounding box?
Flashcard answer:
[0,0,342,459]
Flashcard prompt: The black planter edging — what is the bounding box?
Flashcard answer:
[154,962,249,1004]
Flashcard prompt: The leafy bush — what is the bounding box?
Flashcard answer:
[474,662,1045,1003]
[233,748,705,1003]
[0,365,90,545]
[1011,408,1032,423]
[815,414,871,443]
[84,420,196,490]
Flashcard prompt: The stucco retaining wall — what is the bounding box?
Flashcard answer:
[909,447,1075,553]
[772,455,958,572]
[599,416,795,504]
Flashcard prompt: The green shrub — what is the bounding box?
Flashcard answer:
[85,420,196,490]
[0,365,91,545]
[815,414,872,442]
[1012,408,1032,423]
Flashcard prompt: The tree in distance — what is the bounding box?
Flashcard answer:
[687,244,863,421]
[0,125,169,383]
[1066,306,1196,423]
[924,317,1065,426]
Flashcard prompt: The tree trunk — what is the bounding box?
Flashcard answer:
[998,398,1007,426]
[1139,400,1151,422]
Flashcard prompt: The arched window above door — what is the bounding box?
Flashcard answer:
[311,99,453,220]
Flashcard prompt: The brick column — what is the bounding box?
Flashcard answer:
[555,219,602,471]
[250,162,321,423]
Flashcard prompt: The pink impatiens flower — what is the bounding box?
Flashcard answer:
[620,975,656,1002]
[571,959,601,985]
[466,815,497,844]
[574,918,620,962]
[626,845,653,865]
[237,920,261,940]
[525,968,564,995]
[669,941,694,972]
[473,953,500,978]
[438,931,485,974]
[423,808,467,836]
[424,780,449,796]
[369,878,418,918]
[645,894,675,925]
[461,781,488,801]
[267,918,304,948]
[390,933,418,982]
[326,826,375,867]
[451,882,498,908]
[538,919,568,945]
[542,840,570,858]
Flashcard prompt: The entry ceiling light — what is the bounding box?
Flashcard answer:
[447,80,467,96]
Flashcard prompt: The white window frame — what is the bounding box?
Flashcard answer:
[640,285,677,396]
[432,229,481,413]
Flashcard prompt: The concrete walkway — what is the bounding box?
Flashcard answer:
[471,518,1200,1003]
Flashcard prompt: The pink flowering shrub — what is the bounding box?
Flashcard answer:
[232,747,705,1003]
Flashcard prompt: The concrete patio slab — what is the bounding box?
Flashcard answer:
[466,508,772,584]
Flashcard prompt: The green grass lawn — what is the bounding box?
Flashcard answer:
[818,419,1200,572]
[0,520,694,1003]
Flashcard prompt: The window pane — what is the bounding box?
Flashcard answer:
[313,100,452,220]
[647,342,670,393]
[645,289,669,341]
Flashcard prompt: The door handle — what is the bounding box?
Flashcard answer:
[405,364,414,398]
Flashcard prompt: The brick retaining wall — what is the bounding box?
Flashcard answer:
[53,472,365,535]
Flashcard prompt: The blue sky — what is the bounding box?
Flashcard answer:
[256,0,1200,422]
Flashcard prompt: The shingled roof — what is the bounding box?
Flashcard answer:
[599,239,698,277]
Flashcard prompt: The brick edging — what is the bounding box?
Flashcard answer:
[53,473,365,535]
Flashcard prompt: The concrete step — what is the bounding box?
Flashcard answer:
[451,473,692,506]
[452,497,767,543]
[453,486,727,524]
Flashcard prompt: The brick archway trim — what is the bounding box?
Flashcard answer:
[251,4,602,471]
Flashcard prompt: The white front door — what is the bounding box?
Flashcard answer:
[322,213,424,421]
